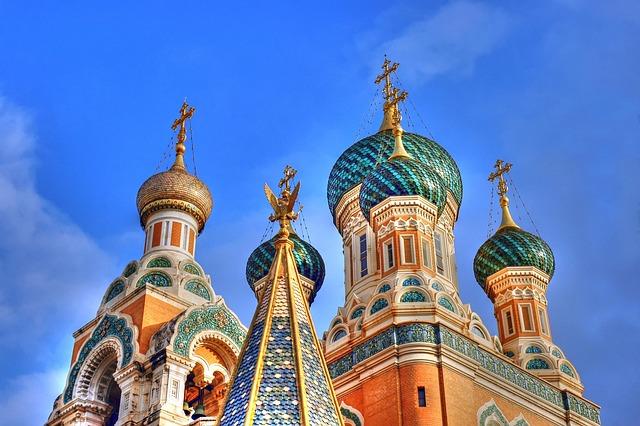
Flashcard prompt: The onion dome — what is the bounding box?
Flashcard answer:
[473,160,555,288]
[473,226,555,288]
[359,156,447,221]
[246,232,325,302]
[136,101,213,232]
[327,130,462,221]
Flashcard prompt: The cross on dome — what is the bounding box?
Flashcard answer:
[170,100,196,170]
[488,159,519,231]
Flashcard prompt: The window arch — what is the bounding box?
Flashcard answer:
[402,277,422,287]
[331,329,348,343]
[350,306,365,320]
[370,298,389,315]
[147,256,172,268]
[438,296,455,313]
[400,290,427,303]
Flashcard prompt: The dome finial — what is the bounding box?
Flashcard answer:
[374,56,410,159]
[488,159,519,231]
[264,165,301,238]
[170,99,196,171]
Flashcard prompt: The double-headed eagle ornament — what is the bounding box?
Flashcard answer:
[264,165,301,236]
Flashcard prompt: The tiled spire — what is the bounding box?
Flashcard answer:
[219,166,343,426]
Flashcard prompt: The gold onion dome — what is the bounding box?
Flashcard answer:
[136,101,213,232]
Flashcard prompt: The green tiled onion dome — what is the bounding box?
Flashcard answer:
[359,157,447,221]
[327,130,462,221]
[473,226,555,288]
[246,232,326,302]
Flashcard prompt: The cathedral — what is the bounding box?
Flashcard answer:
[46,59,600,426]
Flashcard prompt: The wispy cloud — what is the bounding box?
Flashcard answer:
[375,1,512,83]
[0,97,116,424]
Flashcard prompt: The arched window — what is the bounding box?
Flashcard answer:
[332,329,348,342]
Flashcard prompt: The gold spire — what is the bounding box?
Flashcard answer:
[170,100,195,170]
[374,57,411,159]
[488,159,520,231]
[264,165,301,238]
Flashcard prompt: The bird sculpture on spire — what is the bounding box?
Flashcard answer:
[264,165,301,237]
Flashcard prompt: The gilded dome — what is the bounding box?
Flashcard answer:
[327,130,462,221]
[136,165,213,232]
[473,226,555,288]
[359,157,447,221]
[246,233,325,303]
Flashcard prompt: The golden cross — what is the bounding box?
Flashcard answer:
[387,87,408,127]
[171,100,195,145]
[488,159,512,197]
[375,57,400,106]
[278,165,297,192]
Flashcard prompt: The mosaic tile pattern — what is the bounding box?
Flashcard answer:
[340,406,362,426]
[526,359,550,370]
[350,307,364,320]
[63,314,134,403]
[431,281,444,291]
[478,402,509,426]
[473,226,555,288]
[327,323,600,424]
[173,305,245,356]
[182,263,202,276]
[136,271,171,288]
[402,277,421,287]
[378,283,391,293]
[184,280,211,301]
[560,364,575,377]
[147,256,171,268]
[221,242,341,425]
[122,261,138,277]
[359,157,447,221]
[400,290,426,303]
[103,280,125,303]
[438,297,455,312]
[327,130,463,220]
[370,298,389,315]
[525,345,543,354]
[246,233,325,302]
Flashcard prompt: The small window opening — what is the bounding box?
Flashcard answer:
[417,386,426,407]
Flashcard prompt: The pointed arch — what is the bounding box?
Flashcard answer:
[477,399,509,426]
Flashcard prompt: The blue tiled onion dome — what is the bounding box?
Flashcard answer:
[246,232,326,302]
[327,130,462,221]
[359,157,448,221]
[473,226,555,288]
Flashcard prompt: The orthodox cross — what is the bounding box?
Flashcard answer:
[171,100,196,145]
[375,57,408,128]
[488,159,513,197]
[278,165,297,192]
[375,57,400,103]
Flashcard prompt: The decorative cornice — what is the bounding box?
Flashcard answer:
[140,198,207,232]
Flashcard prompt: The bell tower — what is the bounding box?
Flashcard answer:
[46,102,247,426]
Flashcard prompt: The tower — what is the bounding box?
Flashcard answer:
[219,166,344,426]
[473,160,583,394]
[47,102,247,426]
[322,59,600,425]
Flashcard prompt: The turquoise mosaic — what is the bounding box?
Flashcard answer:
[473,226,555,288]
[327,323,600,424]
[431,281,444,291]
[182,263,202,276]
[147,256,171,268]
[370,298,389,315]
[327,130,463,220]
[103,280,124,303]
[478,402,509,426]
[359,157,447,221]
[350,307,365,320]
[526,345,543,354]
[340,406,362,426]
[526,358,550,370]
[378,283,391,293]
[246,233,325,302]
[402,277,421,287]
[184,280,211,301]
[400,290,426,303]
[122,261,137,277]
[173,305,245,356]
[63,314,134,403]
[136,271,171,288]
[438,297,455,312]
[561,364,575,377]
[552,348,563,358]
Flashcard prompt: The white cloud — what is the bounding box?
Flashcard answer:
[377,1,512,83]
[0,97,116,422]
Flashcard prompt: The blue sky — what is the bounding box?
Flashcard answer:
[0,1,638,424]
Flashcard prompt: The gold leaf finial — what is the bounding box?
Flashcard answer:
[375,57,410,159]
[170,100,195,170]
[264,165,301,238]
[488,159,519,231]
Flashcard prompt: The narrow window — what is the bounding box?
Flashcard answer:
[401,235,415,264]
[384,240,394,270]
[417,386,426,407]
[421,238,432,268]
[163,221,170,245]
[434,233,446,276]
[359,234,368,277]
[520,304,535,332]
[539,308,549,334]
[504,309,514,336]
